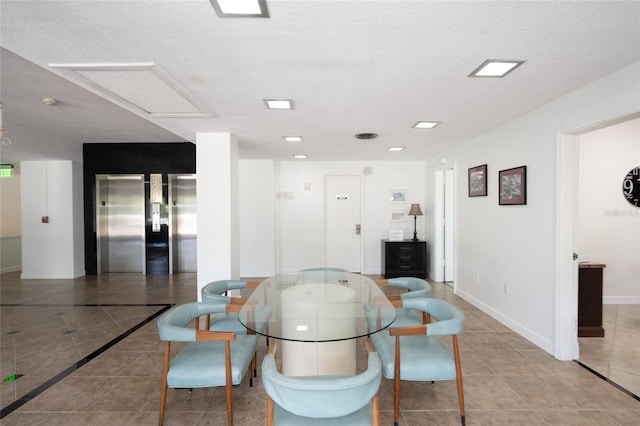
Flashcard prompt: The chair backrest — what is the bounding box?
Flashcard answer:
[262,351,381,420]
[158,302,228,341]
[386,277,432,299]
[201,280,248,303]
[298,267,349,283]
[402,298,464,335]
[300,267,348,272]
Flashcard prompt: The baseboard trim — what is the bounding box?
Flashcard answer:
[455,288,555,356]
[603,296,640,304]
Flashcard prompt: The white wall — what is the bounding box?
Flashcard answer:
[0,166,21,273]
[274,161,425,274]
[0,166,21,236]
[1,121,83,162]
[239,160,276,277]
[20,160,84,278]
[1,120,84,276]
[426,61,640,356]
[578,118,640,303]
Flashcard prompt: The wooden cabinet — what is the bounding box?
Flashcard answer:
[381,240,426,279]
[578,263,606,337]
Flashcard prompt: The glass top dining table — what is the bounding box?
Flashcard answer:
[238,270,397,342]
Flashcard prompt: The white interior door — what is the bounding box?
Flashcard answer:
[444,168,455,283]
[324,176,361,272]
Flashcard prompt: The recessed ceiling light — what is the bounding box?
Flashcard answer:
[283,136,303,142]
[264,99,293,110]
[293,154,307,159]
[354,133,378,140]
[469,60,525,77]
[387,147,405,152]
[210,0,269,18]
[412,121,440,129]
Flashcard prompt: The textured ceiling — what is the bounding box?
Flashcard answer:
[1,0,639,162]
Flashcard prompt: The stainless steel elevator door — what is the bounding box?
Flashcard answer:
[96,175,145,273]
[168,174,197,273]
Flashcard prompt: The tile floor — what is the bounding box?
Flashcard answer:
[1,272,638,425]
[578,304,640,397]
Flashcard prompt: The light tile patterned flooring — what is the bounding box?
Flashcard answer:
[1,272,638,425]
[578,304,640,398]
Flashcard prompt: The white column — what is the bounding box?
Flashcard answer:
[195,133,240,298]
[20,160,84,278]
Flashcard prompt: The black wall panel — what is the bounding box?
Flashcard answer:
[83,142,196,275]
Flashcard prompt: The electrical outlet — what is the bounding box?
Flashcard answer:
[476,273,480,284]
[503,283,509,295]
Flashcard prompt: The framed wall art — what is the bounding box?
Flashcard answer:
[468,164,487,197]
[499,166,527,205]
[389,210,406,223]
[388,229,404,241]
[389,190,407,203]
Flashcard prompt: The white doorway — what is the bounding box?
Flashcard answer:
[324,175,362,272]
[433,167,456,284]
[557,112,639,361]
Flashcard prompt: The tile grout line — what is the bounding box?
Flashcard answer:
[0,304,172,419]
[0,303,172,307]
[573,359,640,402]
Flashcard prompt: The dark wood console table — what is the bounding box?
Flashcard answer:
[381,239,427,279]
[578,262,606,337]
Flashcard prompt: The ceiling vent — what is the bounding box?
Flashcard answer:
[354,133,378,140]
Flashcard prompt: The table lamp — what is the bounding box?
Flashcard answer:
[408,203,423,241]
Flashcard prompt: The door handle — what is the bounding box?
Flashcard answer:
[355,224,361,235]
[573,253,579,261]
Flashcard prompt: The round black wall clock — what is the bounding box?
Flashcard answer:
[622,166,640,207]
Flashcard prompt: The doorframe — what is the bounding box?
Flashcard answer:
[433,163,456,284]
[555,110,639,360]
[323,174,363,273]
[555,134,579,360]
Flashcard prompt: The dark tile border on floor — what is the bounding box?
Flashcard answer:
[574,360,640,402]
[0,303,172,419]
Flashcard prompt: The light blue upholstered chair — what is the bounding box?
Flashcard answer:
[375,277,432,328]
[262,342,382,426]
[200,279,271,336]
[368,298,465,426]
[157,302,258,426]
[299,267,349,283]
[300,267,348,272]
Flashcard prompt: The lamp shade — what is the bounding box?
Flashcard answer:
[408,204,423,216]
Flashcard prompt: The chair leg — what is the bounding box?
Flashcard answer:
[253,351,257,380]
[394,335,401,426]
[266,395,274,426]
[159,342,171,425]
[394,376,400,426]
[225,341,234,425]
[372,393,380,426]
[453,335,465,426]
[226,382,233,425]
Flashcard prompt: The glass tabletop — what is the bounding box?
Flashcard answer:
[239,271,396,342]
